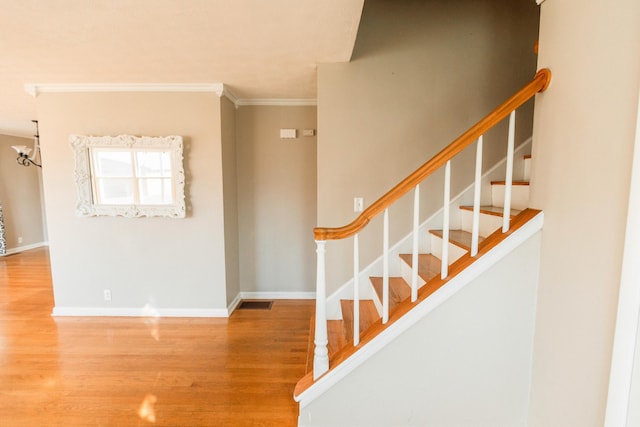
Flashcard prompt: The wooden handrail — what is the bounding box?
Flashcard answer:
[314,68,551,241]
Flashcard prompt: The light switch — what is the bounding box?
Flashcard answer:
[354,197,364,212]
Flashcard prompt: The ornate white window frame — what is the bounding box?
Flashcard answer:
[70,134,186,218]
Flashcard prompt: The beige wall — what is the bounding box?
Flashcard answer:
[527,0,640,425]
[221,96,240,305]
[236,106,317,294]
[37,92,230,312]
[317,0,540,290]
[0,134,46,251]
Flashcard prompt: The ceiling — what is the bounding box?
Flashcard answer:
[0,0,364,137]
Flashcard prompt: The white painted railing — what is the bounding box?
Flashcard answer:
[353,234,360,346]
[502,111,516,233]
[471,136,483,257]
[309,69,551,381]
[411,185,420,302]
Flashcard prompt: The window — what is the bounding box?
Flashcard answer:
[70,135,186,218]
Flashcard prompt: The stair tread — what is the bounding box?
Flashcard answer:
[340,299,380,344]
[524,154,531,159]
[370,277,411,314]
[490,180,530,186]
[459,205,521,218]
[429,229,484,250]
[398,253,441,282]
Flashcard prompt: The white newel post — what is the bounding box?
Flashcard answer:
[313,240,329,379]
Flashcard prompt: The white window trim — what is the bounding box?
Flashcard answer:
[70,134,186,218]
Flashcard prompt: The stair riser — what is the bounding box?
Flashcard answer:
[460,210,504,237]
[400,261,426,289]
[491,185,529,210]
[429,234,467,265]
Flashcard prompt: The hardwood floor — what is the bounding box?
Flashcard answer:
[0,247,313,426]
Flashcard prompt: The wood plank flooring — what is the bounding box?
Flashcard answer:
[0,247,313,426]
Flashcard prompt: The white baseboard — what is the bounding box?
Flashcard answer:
[51,306,230,318]
[50,292,315,318]
[227,293,242,315]
[2,241,48,256]
[239,291,316,300]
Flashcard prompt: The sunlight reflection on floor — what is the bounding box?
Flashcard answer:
[142,303,161,342]
[138,393,157,423]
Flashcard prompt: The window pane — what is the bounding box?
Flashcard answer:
[95,178,135,205]
[135,151,172,177]
[92,150,133,177]
[138,178,173,205]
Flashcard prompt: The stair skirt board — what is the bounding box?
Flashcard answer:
[295,210,543,406]
[323,138,532,321]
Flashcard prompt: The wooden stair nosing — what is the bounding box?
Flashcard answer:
[370,277,411,315]
[490,180,530,186]
[294,208,542,397]
[429,229,484,251]
[459,205,521,218]
[398,253,441,283]
[523,154,531,159]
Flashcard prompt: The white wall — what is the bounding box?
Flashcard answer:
[37,91,231,314]
[317,0,540,292]
[527,0,640,425]
[236,106,317,294]
[628,317,640,426]
[300,233,541,427]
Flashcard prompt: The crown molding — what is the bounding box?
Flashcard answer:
[24,82,228,97]
[23,83,316,107]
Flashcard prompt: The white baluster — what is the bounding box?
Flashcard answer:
[383,208,390,324]
[313,240,329,380]
[411,185,420,302]
[441,161,451,279]
[502,111,516,232]
[353,234,360,346]
[471,136,483,256]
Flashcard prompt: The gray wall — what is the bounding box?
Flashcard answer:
[236,106,317,294]
[527,0,640,425]
[37,92,230,313]
[300,233,541,427]
[317,0,540,291]
[0,134,46,251]
[221,96,240,305]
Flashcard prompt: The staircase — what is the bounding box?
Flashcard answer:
[303,153,534,372]
[295,70,551,414]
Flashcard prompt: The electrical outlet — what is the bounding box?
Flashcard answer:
[354,197,364,212]
[103,289,112,301]
[17,236,23,244]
